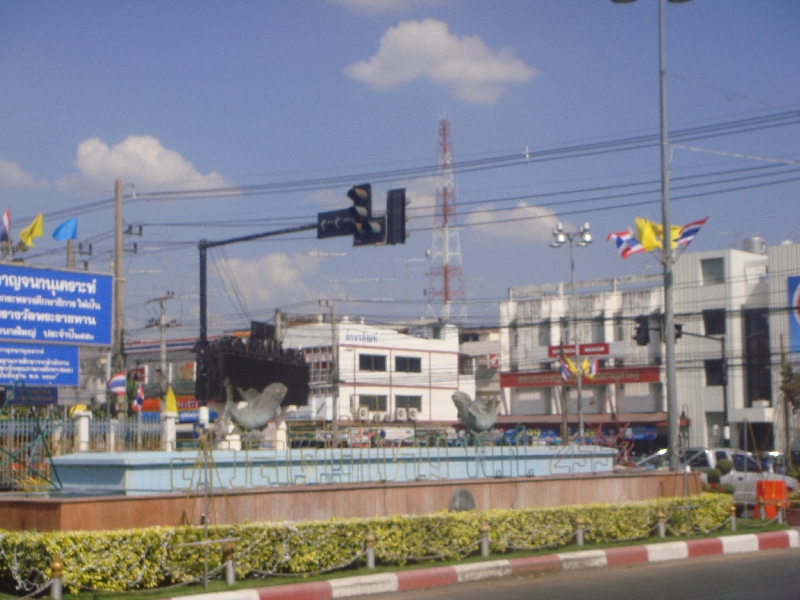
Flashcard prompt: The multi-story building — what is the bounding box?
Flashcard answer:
[499,239,800,453]
[282,317,473,423]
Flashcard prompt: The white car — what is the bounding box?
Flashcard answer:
[636,447,798,508]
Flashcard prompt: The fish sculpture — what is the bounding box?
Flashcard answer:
[452,391,500,433]
[223,377,287,431]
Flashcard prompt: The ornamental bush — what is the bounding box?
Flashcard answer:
[0,494,731,594]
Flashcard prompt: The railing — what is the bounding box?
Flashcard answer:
[0,416,162,490]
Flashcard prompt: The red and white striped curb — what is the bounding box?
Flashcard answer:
[162,530,799,600]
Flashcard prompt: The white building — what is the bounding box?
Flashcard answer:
[499,239,800,453]
[282,318,474,423]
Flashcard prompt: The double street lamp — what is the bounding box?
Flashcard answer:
[551,222,593,441]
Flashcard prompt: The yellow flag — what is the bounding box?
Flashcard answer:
[636,217,662,251]
[565,357,577,375]
[19,213,44,247]
[165,386,178,413]
[635,217,682,251]
[581,358,590,376]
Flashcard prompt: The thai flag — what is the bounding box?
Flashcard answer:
[606,230,646,259]
[676,216,709,247]
[559,359,571,382]
[0,209,9,243]
[133,384,144,411]
[107,372,127,396]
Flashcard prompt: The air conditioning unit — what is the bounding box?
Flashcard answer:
[395,407,407,422]
[357,406,370,421]
[407,407,418,421]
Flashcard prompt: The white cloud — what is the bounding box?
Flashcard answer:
[56,135,229,193]
[219,253,321,308]
[344,19,535,105]
[332,0,437,14]
[465,201,565,243]
[0,159,48,189]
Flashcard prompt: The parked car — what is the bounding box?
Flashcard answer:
[635,447,798,508]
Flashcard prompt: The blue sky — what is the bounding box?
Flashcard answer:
[1,0,798,341]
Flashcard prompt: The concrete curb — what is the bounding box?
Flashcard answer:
[161,529,799,600]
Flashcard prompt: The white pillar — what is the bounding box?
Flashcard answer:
[160,411,178,451]
[73,410,92,452]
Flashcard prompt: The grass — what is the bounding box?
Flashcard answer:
[0,519,791,600]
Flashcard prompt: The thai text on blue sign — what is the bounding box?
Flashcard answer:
[0,343,79,386]
[0,264,113,346]
[789,276,800,355]
[4,385,59,405]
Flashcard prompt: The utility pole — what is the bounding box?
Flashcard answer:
[113,179,125,374]
[320,300,339,445]
[146,292,178,391]
[66,239,74,270]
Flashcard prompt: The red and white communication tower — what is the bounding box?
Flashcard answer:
[426,117,466,323]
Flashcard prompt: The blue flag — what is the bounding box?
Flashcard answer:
[52,217,77,241]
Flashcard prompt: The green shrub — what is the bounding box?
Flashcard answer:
[716,459,733,475]
[0,494,731,594]
[706,468,722,484]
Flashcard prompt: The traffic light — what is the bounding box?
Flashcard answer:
[633,315,650,346]
[674,323,683,339]
[348,184,384,246]
[386,188,408,245]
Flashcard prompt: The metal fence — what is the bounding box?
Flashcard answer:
[0,416,162,491]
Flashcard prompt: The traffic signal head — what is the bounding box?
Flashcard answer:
[633,315,650,346]
[348,183,372,222]
[386,188,408,245]
[348,183,384,245]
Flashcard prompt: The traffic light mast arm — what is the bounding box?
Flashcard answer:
[196,222,317,402]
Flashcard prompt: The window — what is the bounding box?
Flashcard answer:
[395,395,422,410]
[592,316,605,343]
[701,258,724,285]
[614,315,625,342]
[459,332,479,343]
[359,395,387,411]
[395,356,422,373]
[538,319,551,346]
[704,359,725,386]
[359,354,386,371]
[732,453,760,473]
[703,309,726,336]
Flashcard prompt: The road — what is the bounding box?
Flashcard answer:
[368,548,800,600]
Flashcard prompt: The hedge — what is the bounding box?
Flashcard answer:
[0,494,731,594]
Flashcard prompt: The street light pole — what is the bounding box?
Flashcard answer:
[552,222,592,442]
[613,0,690,470]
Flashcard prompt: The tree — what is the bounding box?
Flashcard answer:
[781,360,800,413]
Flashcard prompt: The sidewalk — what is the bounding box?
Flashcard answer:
[161,529,800,600]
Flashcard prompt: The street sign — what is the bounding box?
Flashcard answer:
[317,209,355,239]
[0,343,79,386]
[0,264,113,346]
[547,342,609,358]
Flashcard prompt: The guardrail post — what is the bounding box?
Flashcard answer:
[777,500,785,525]
[729,504,736,532]
[480,521,490,558]
[223,542,235,586]
[50,554,63,600]
[757,496,765,521]
[365,530,376,569]
[657,510,666,538]
[575,516,584,547]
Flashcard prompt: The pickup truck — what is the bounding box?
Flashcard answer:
[635,447,798,508]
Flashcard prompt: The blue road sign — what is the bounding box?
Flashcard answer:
[0,343,79,386]
[0,264,113,346]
